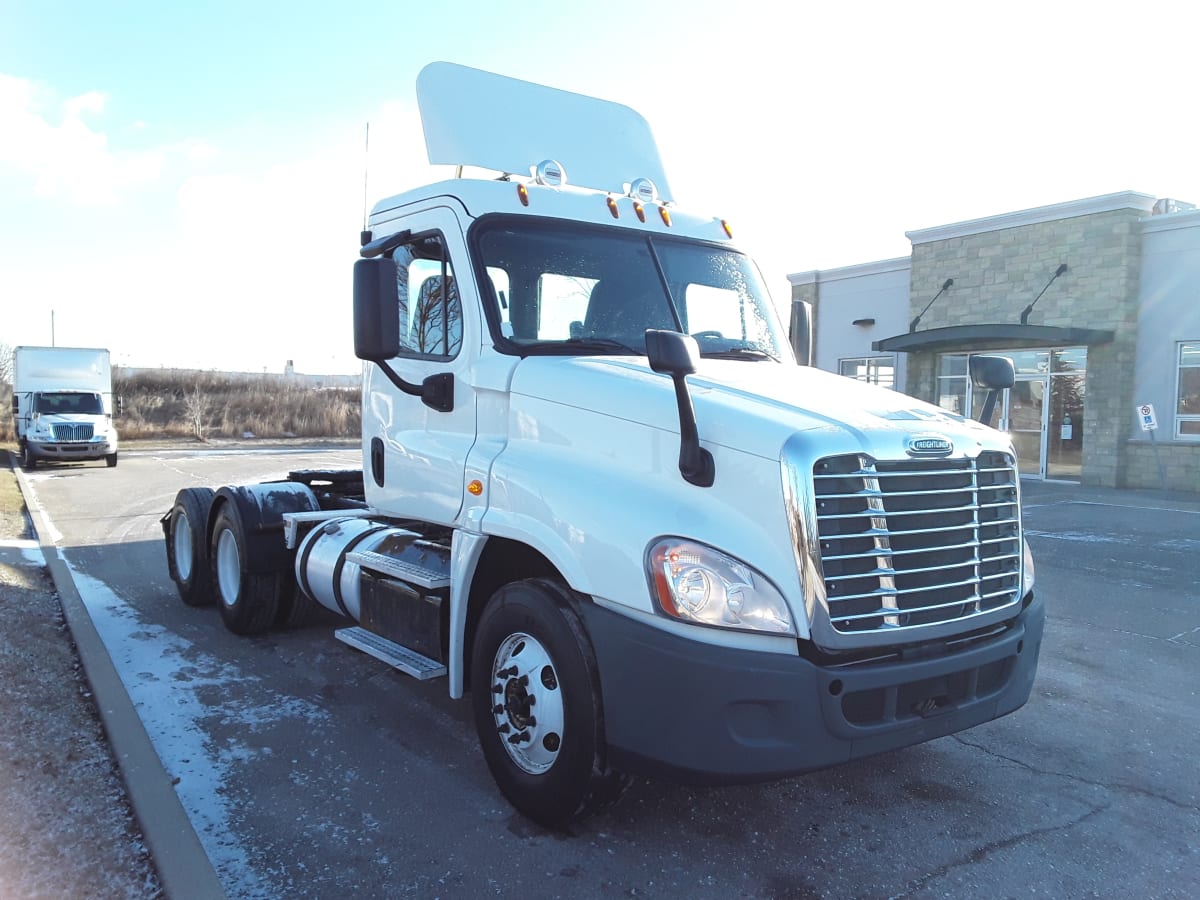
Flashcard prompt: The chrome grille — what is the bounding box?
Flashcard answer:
[52,423,94,441]
[813,452,1021,635]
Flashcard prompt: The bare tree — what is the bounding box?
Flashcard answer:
[0,342,13,389]
[184,385,209,441]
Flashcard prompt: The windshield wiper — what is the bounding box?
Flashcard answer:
[560,337,642,355]
[700,347,779,362]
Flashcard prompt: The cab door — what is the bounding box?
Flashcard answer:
[363,205,479,525]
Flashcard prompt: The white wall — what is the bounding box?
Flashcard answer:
[808,258,911,391]
[1133,210,1200,441]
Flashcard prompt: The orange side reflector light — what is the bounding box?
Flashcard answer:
[659,206,672,227]
[467,479,483,496]
[634,202,646,223]
[517,184,530,207]
[607,196,620,218]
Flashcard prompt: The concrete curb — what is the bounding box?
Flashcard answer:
[11,455,226,900]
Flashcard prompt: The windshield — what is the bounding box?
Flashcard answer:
[34,392,104,415]
[475,218,789,360]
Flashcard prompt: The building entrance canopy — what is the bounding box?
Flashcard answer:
[872,324,1115,354]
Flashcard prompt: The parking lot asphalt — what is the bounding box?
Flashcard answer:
[15,453,1200,898]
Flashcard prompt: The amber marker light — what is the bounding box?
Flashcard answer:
[517,184,530,206]
[721,219,733,238]
[467,479,484,496]
[634,202,646,222]
[659,206,672,227]
[607,196,620,218]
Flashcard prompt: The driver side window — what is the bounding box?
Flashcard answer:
[394,236,462,359]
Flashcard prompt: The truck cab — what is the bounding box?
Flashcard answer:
[164,63,1041,826]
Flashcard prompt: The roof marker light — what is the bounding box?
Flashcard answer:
[517,183,530,206]
[607,196,620,218]
[659,206,672,227]
[633,202,646,223]
[721,219,733,238]
[533,159,566,187]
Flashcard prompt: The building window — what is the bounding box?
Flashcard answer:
[1177,341,1200,439]
[839,355,895,389]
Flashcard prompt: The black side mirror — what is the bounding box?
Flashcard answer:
[353,258,401,361]
[645,330,713,487]
[970,354,1015,428]
[970,354,1016,390]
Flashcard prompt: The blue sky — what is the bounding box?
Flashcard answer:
[1,1,1194,374]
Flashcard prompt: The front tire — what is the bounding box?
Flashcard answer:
[21,443,37,470]
[105,452,118,468]
[470,579,628,826]
[165,487,216,607]
[211,503,284,635]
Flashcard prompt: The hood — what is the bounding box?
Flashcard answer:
[509,356,1005,463]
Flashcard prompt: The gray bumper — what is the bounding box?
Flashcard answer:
[581,593,1044,784]
[26,440,115,462]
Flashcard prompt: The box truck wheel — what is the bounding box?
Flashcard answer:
[210,503,283,635]
[20,442,37,470]
[105,452,118,467]
[471,579,629,826]
[165,487,216,607]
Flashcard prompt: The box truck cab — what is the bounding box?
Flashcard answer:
[13,346,118,469]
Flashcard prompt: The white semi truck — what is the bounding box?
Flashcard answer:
[162,63,1041,826]
[12,345,119,469]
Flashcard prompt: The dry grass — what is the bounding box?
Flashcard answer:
[0,370,360,442]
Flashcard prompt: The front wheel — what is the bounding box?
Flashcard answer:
[470,579,628,826]
[21,443,37,470]
[105,452,118,467]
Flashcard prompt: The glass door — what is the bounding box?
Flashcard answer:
[1006,376,1047,477]
[1046,349,1086,480]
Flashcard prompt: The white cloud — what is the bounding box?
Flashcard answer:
[0,73,163,206]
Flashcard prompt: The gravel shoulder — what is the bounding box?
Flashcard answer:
[0,450,163,898]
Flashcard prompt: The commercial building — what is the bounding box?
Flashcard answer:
[790,191,1199,492]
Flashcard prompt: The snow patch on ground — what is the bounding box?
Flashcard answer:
[64,559,330,898]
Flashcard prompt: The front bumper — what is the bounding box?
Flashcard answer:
[581,592,1043,784]
[26,439,115,462]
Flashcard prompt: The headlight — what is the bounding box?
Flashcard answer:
[648,538,795,635]
[1022,537,1035,596]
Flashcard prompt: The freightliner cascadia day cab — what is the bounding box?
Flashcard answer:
[13,345,119,469]
[162,63,1041,826]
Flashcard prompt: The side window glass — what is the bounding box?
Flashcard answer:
[394,236,462,359]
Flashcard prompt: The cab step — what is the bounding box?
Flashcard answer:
[346,549,451,590]
[335,626,447,680]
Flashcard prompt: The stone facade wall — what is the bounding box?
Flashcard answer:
[1122,441,1200,492]
[905,207,1146,488]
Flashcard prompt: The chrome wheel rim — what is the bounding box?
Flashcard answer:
[215,528,241,608]
[490,632,564,775]
[174,513,193,581]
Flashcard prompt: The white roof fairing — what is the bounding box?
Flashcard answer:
[416,62,674,202]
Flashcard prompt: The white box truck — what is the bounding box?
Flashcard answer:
[161,64,1041,826]
[12,346,119,469]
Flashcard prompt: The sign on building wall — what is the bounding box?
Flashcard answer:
[1137,403,1158,432]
